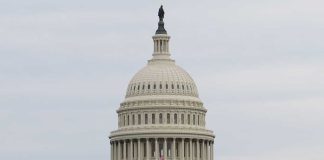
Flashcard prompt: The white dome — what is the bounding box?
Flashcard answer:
[125,60,199,98]
[110,9,215,159]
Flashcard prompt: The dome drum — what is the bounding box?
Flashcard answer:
[116,108,207,129]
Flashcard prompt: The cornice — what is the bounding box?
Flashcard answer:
[110,127,215,140]
[117,105,207,113]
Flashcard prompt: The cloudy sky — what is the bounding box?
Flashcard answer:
[1,0,323,160]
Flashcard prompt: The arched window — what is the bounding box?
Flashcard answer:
[167,113,170,124]
[177,84,180,89]
[174,114,178,124]
[152,114,155,124]
[160,84,162,89]
[154,84,156,89]
[127,115,130,125]
[166,84,168,89]
[159,113,163,124]
[181,114,184,124]
[148,84,150,89]
[145,114,148,124]
[137,85,140,90]
[142,85,145,90]
[193,115,196,125]
[132,114,135,125]
[172,84,174,89]
[188,114,190,124]
[182,85,184,90]
[198,115,200,125]
[138,114,141,125]
[123,115,126,126]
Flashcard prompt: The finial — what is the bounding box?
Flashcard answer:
[156,5,167,34]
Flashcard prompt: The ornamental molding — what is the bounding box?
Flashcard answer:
[110,130,215,141]
[119,98,205,110]
[117,105,207,113]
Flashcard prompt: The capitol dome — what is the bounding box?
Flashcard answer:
[126,60,199,98]
[109,6,214,160]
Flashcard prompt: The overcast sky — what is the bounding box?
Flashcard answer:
[1,0,324,160]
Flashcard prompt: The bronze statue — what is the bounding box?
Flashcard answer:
[158,5,164,21]
[156,5,167,34]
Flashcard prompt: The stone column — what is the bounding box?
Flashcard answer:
[208,141,210,160]
[205,140,208,160]
[185,140,189,159]
[205,141,208,160]
[112,142,114,160]
[114,141,118,160]
[196,140,200,160]
[134,141,137,159]
[118,141,121,160]
[163,138,167,159]
[146,139,150,160]
[130,140,133,160]
[128,141,130,160]
[155,138,159,160]
[172,138,176,160]
[211,141,214,160]
[111,142,113,160]
[181,138,184,160]
[123,141,126,160]
[190,139,193,160]
[158,40,160,52]
[166,40,169,53]
[207,141,210,160]
[154,40,157,52]
[162,40,164,52]
[201,140,206,160]
[138,139,141,160]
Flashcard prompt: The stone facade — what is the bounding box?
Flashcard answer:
[109,8,215,160]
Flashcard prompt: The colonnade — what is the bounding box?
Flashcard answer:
[154,39,169,53]
[110,138,214,160]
